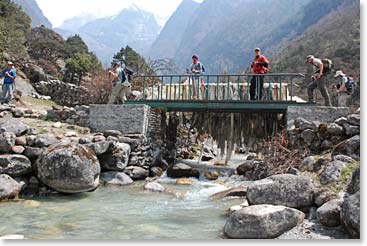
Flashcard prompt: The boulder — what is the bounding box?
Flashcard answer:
[151,150,169,170]
[347,114,360,126]
[0,154,32,177]
[11,146,25,154]
[35,143,100,193]
[85,141,111,156]
[320,140,333,151]
[347,167,360,194]
[11,108,24,118]
[79,137,92,144]
[149,166,163,177]
[300,129,316,146]
[23,146,44,160]
[175,178,195,185]
[326,123,345,135]
[343,123,360,136]
[34,134,59,148]
[204,171,219,180]
[332,135,360,161]
[100,171,133,186]
[247,174,315,208]
[334,117,348,126]
[103,130,122,138]
[0,132,16,154]
[0,119,29,136]
[236,162,254,175]
[144,182,165,192]
[314,189,337,207]
[340,191,360,238]
[99,143,130,171]
[167,163,200,179]
[15,136,27,146]
[319,161,347,185]
[0,174,23,201]
[316,199,343,227]
[210,186,248,200]
[295,118,316,131]
[223,205,304,239]
[333,155,355,164]
[93,135,106,142]
[124,166,149,180]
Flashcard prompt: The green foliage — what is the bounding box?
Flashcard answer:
[0,0,31,57]
[65,53,95,85]
[66,35,89,55]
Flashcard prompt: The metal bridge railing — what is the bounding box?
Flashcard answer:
[131,73,305,102]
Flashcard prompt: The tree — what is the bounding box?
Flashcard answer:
[65,53,94,85]
[66,35,88,56]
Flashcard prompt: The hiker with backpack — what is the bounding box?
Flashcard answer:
[108,63,131,104]
[334,70,355,107]
[189,54,205,100]
[1,61,16,106]
[306,55,333,106]
[250,48,270,101]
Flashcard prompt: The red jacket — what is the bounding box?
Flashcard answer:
[251,55,270,74]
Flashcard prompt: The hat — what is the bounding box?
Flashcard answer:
[334,70,346,78]
[306,55,314,60]
[7,61,13,65]
[192,54,199,59]
[254,48,261,52]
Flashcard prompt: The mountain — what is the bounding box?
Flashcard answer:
[149,0,200,60]
[11,0,52,28]
[269,0,360,104]
[152,0,312,73]
[58,6,161,66]
[59,15,96,32]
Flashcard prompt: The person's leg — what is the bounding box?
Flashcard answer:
[259,76,264,100]
[307,79,318,102]
[250,76,257,100]
[317,76,331,106]
[1,84,6,104]
[108,83,123,104]
[7,84,14,104]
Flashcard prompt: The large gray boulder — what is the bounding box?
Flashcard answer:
[332,135,360,160]
[99,143,130,171]
[0,154,32,177]
[316,199,343,227]
[341,191,360,238]
[0,119,29,136]
[0,174,23,201]
[319,161,347,185]
[247,174,315,208]
[35,143,101,194]
[100,171,133,186]
[224,205,304,239]
[0,132,16,154]
[167,163,200,179]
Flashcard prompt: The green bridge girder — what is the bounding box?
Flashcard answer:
[125,100,316,113]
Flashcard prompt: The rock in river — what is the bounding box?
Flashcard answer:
[224,205,304,239]
[0,174,23,201]
[246,174,315,208]
[35,143,101,194]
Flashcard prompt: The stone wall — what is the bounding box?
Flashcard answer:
[88,105,151,136]
[33,80,91,106]
[287,106,351,125]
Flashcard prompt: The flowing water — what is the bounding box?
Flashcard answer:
[0,177,242,240]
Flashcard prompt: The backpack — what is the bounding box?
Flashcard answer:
[199,62,205,73]
[321,59,334,73]
[346,77,355,94]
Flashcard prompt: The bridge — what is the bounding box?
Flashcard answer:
[126,73,315,112]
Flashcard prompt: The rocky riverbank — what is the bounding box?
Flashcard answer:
[0,103,360,240]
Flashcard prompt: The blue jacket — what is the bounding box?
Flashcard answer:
[1,68,16,83]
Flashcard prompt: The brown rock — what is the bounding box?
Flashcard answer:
[11,146,25,154]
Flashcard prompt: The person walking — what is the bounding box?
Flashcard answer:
[108,63,131,104]
[306,55,333,106]
[334,70,355,107]
[0,61,16,105]
[250,48,270,101]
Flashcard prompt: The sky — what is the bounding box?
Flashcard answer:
[36,0,203,28]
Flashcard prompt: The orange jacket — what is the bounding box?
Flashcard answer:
[251,55,270,74]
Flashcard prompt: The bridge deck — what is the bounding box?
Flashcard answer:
[125,100,316,112]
